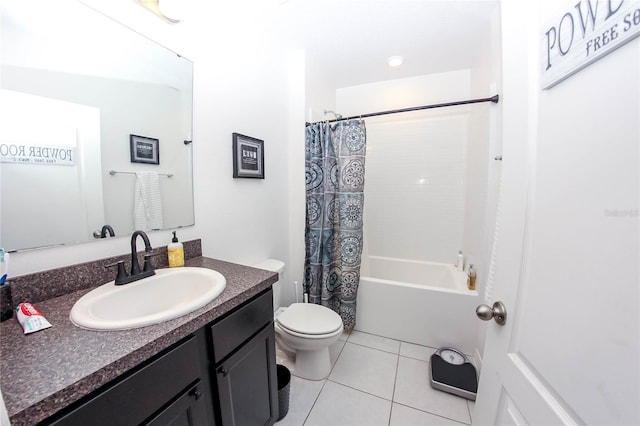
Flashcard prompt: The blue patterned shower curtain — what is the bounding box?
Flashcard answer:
[304,120,367,330]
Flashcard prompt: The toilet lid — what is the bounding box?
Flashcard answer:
[276,303,343,336]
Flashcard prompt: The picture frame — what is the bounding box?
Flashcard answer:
[130,134,159,165]
[232,133,264,179]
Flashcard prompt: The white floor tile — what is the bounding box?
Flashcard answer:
[305,381,392,426]
[329,338,346,368]
[348,330,401,354]
[275,377,325,426]
[399,342,437,362]
[329,342,398,400]
[394,356,471,424]
[390,403,468,426]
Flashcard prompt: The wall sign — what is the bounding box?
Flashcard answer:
[130,134,160,165]
[542,0,640,89]
[232,133,264,179]
[0,141,75,165]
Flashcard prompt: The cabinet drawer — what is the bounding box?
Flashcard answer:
[48,335,202,426]
[210,289,272,362]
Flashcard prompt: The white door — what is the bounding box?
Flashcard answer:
[474,1,639,425]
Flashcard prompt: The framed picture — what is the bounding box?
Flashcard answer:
[232,133,264,179]
[130,134,159,165]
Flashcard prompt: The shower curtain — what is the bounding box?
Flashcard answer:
[303,120,367,330]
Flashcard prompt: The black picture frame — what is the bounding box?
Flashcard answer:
[232,133,264,179]
[130,134,159,165]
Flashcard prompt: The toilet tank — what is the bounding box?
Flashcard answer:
[254,259,285,311]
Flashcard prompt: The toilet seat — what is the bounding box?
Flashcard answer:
[276,303,343,336]
[274,321,343,340]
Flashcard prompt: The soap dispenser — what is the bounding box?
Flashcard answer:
[167,231,184,267]
[467,264,476,291]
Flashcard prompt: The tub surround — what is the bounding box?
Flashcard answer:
[0,241,277,425]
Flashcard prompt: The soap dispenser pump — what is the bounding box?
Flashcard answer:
[168,231,184,267]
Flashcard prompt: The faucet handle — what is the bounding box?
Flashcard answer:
[105,261,128,284]
[142,253,158,273]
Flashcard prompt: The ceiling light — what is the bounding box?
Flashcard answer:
[387,56,404,67]
[135,0,182,24]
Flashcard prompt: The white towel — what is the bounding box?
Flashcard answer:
[134,172,163,230]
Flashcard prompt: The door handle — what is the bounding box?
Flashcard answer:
[476,301,507,325]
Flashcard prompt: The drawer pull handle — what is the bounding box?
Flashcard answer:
[218,367,229,377]
[189,387,202,401]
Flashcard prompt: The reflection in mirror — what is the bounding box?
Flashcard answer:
[0,0,194,252]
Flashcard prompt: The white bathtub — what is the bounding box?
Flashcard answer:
[355,256,479,354]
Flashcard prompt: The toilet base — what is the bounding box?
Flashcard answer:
[295,347,331,380]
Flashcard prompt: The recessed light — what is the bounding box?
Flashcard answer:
[387,56,404,67]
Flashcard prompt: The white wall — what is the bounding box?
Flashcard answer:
[469,5,503,362]
[305,52,337,123]
[287,49,307,304]
[7,0,301,298]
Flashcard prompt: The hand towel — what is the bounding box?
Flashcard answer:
[134,172,163,230]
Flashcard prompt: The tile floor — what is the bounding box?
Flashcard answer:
[275,330,476,426]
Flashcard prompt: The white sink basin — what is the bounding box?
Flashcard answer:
[70,267,226,330]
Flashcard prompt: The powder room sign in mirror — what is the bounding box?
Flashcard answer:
[0,0,195,251]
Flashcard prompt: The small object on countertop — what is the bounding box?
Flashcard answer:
[456,250,464,271]
[167,231,185,267]
[15,302,52,334]
[0,249,11,321]
[467,264,476,291]
[0,248,8,285]
[0,283,11,321]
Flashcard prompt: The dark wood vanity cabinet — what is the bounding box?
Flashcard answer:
[43,288,277,426]
[210,289,278,426]
[45,330,215,426]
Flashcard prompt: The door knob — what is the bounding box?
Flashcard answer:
[476,301,507,325]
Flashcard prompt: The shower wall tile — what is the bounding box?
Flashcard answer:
[362,115,467,264]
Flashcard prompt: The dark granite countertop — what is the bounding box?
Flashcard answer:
[0,257,277,426]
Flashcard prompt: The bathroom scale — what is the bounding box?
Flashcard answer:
[429,347,478,401]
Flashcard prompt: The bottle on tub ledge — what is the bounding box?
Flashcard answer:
[455,250,464,271]
[467,264,477,291]
[167,231,185,267]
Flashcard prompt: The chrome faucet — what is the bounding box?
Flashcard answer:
[106,230,156,285]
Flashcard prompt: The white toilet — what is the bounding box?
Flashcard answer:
[255,259,344,380]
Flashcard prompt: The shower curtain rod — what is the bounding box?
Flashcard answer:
[305,94,499,126]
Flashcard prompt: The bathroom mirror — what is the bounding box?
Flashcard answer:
[0,0,194,251]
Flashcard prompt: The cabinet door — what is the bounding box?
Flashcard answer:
[146,382,209,426]
[45,335,205,426]
[215,324,277,426]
